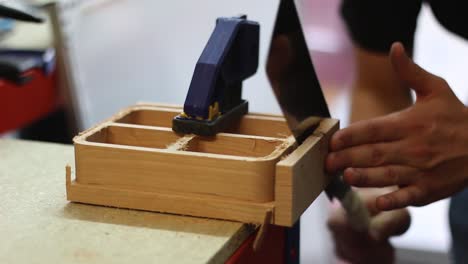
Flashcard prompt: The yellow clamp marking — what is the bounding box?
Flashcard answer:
[181,102,222,121]
[208,101,221,121]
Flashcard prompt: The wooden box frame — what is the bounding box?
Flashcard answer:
[66,103,338,227]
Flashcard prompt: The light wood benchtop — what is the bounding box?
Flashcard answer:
[0,139,254,264]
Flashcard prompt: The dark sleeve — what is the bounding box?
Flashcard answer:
[341,0,423,54]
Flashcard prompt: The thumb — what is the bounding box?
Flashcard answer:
[390,42,437,97]
[369,209,411,241]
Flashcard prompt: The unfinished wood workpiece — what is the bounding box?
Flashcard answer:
[274,118,339,226]
[67,103,338,226]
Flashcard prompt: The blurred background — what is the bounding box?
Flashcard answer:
[2,0,468,263]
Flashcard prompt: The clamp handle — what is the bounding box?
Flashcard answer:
[183,15,259,120]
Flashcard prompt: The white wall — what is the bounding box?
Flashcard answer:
[59,0,280,129]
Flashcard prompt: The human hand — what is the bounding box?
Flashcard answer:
[326,42,468,211]
[328,189,410,264]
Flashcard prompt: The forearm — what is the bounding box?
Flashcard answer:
[350,47,412,123]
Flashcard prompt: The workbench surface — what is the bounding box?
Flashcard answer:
[0,139,254,264]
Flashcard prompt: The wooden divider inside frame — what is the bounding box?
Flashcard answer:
[113,105,292,138]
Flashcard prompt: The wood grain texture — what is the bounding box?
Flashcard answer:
[185,134,286,158]
[115,107,177,127]
[67,178,274,224]
[274,119,339,226]
[223,114,290,138]
[74,142,279,202]
[0,139,254,264]
[93,123,182,148]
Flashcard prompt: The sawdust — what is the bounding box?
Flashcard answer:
[261,136,296,160]
[166,134,196,151]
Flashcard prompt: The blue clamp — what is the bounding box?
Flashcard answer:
[173,15,259,136]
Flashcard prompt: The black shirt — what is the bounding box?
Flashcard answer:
[341,0,468,53]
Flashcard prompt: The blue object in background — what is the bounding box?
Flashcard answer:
[0,19,14,35]
[0,49,55,84]
[182,15,259,120]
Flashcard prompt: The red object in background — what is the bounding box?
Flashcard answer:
[302,0,355,86]
[226,225,285,264]
[0,68,57,133]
